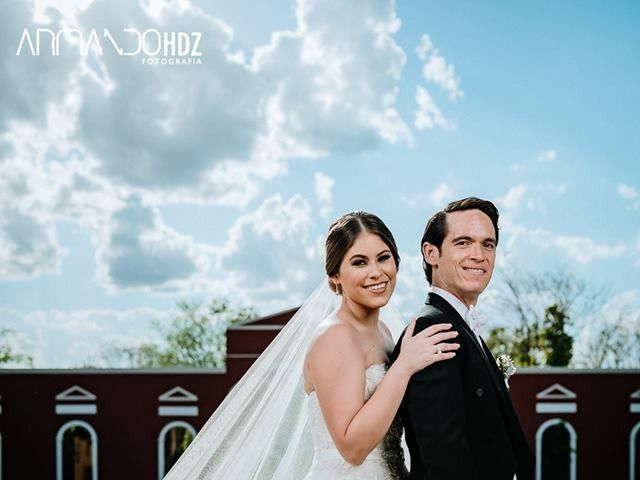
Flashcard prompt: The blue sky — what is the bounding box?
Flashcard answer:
[0,0,638,367]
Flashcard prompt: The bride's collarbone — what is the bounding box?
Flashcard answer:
[355,331,393,365]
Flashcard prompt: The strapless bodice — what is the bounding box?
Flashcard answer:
[304,364,408,480]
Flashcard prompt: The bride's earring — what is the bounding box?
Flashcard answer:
[335,283,343,295]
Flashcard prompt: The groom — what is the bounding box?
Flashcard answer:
[391,197,534,480]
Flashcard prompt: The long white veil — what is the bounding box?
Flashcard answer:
[164,281,407,479]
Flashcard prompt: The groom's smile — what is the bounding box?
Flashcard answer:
[461,266,486,275]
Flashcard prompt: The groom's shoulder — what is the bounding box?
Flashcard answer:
[417,303,445,323]
[414,304,449,331]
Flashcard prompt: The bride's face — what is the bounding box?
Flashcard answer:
[332,232,397,310]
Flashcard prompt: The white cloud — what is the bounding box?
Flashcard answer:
[71,1,265,196]
[525,198,544,212]
[429,183,454,207]
[423,56,463,102]
[617,183,638,199]
[94,196,211,292]
[521,184,566,213]
[250,0,413,152]
[0,111,83,280]
[414,86,449,130]
[537,149,557,162]
[398,183,454,209]
[537,184,567,195]
[553,235,625,263]
[392,252,429,316]
[415,34,463,101]
[1,306,172,368]
[415,34,434,62]
[0,1,81,132]
[504,223,627,265]
[399,194,422,208]
[314,171,335,219]
[497,185,527,211]
[0,208,66,280]
[220,193,323,310]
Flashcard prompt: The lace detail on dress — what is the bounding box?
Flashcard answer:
[381,414,409,480]
[305,363,408,480]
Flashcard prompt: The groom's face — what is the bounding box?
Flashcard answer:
[423,209,497,306]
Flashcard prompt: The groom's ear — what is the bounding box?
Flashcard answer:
[422,242,439,266]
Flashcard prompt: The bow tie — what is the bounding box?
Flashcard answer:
[466,305,486,336]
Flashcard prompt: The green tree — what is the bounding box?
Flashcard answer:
[103,299,256,368]
[543,304,573,366]
[485,325,545,366]
[485,268,605,367]
[0,328,33,367]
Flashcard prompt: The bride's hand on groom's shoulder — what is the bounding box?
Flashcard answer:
[396,319,460,376]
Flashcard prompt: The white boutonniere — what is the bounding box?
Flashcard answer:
[496,354,516,389]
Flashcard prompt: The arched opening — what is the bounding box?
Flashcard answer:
[535,418,576,480]
[56,420,98,480]
[631,422,640,480]
[157,421,196,480]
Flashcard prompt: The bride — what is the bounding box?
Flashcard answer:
[164,211,459,479]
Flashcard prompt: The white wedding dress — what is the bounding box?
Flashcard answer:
[304,363,409,480]
[163,285,410,480]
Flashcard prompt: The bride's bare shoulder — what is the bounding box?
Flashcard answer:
[317,313,358,337]
[303,315,365,392]
[306,315,362,362]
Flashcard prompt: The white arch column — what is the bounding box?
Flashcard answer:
[535,418,577,480]
[630,422,640,480]
[157,421,196,480]
[55,420,98,480]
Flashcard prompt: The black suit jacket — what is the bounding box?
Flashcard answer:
[389,293,534,480]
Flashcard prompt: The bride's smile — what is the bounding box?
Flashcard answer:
[364,281,388,293]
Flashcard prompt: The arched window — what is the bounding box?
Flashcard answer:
[56,420,98,480]
[535,418,577,480]
[157,421,196,480]
[631,422,640,480]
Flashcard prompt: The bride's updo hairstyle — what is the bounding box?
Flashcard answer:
[325,211,400,293]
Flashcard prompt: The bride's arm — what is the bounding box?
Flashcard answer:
[305,321,458,466]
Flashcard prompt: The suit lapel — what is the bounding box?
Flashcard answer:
[426,293,512,409]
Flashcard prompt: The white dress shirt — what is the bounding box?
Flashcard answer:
[430,286,484,349]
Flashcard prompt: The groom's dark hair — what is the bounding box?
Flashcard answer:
[421,197,500,285]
